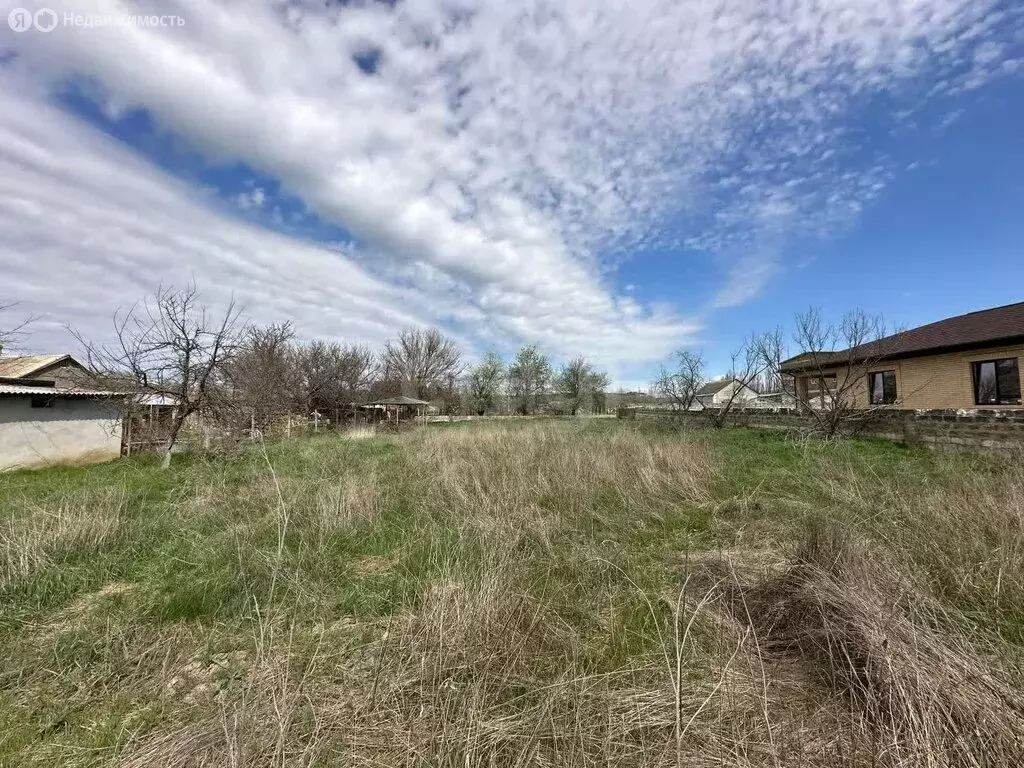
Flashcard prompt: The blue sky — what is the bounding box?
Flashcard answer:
[622,74,1024,376]
[1,0,1022,388]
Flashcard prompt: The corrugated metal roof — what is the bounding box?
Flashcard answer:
[0,354,77,378]
[137,393,179,406]
[0,383,125,398]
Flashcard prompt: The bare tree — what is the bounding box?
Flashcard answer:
[507,345,551,415]
[761,307,897,436]
[653,349,706,413]
[693,340,767,429]
[294,340,375,416]
[335,343,375,399]
[438,373,465,418]
[467,351,506,415]
[224,322,297,431]
[76,283,243,468]
[750,327,787,395]
[381,327,462,400]
[0,301,37,354]
[556,356,610,416]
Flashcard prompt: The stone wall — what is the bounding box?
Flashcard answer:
[617,406,1024,451]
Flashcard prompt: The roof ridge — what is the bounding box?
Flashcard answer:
[781,300,1024,373]
[888,301,1024,335]
[955,300,1024,317]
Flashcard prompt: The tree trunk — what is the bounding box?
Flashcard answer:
[160,410,189,469]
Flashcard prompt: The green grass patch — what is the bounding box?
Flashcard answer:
[1,419,1022,765]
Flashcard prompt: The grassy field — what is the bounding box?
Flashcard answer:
[1,419,1023,767]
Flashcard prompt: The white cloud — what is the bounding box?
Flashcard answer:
[0,0,1019,370]
[0,84,695,377]
[236,186,265,210]
[713,256,781,310]
[0,87,425,347]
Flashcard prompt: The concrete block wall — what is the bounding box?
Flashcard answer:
[0,396,123,470]
[618,406,1024,451]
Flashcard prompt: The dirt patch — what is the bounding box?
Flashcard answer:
[166,650,249,704]
[351,554,396,575]
[69,580,134,610]
[43,581,136,636]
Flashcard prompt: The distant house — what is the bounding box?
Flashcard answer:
[695,378,759,408]
[0,374,126,470]
[751,391,797,409]
[780,302,1024,410]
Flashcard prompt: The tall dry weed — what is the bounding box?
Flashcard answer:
[0,487,128,587]
[700,523,1024,768]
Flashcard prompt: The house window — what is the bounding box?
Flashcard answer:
[972,358,1021,405]
[30,395,54,408]
[868,370,897,405]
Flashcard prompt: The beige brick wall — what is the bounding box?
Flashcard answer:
[801,344,1024,410]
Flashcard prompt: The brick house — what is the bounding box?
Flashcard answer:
[780,302,1024,410]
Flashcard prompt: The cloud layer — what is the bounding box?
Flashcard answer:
[0,84,693,372]
[2,0,1020,371]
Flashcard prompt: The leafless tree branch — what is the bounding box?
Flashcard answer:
[73,282,244,467]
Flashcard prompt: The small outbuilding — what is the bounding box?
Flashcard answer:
[0,377,127,470]
[694,378,759,408]
[363,396,431,424]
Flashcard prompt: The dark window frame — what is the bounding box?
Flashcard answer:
[868,370,898,405]
[971,358,1021,406]
[30,395,54,409]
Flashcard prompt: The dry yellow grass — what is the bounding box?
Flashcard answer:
[0,487,128,588]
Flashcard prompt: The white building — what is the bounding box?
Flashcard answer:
[0,381,126,470]
[694,378,760,408]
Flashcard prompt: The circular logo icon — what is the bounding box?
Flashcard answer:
[34,7,58,32]
[7,8,33,32]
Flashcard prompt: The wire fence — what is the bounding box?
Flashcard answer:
[121,405,416,456]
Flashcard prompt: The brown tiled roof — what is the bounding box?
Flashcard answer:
[781,301,1024,373]
[0,354,81,378]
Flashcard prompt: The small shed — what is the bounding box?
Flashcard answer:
[363,396,431,424]
[123,393,180,455]
[0,377,127,470]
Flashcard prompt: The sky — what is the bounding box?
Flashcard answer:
[1,0,1022,389]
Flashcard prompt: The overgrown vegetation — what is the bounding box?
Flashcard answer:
[1,420,1021,766]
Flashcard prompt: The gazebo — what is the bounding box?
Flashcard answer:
[363,396,431,424]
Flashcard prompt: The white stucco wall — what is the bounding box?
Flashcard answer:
[711,382,759,405]
[0,396,123,470]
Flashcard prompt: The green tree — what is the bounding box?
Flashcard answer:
[468,351,506,415]
[556,356,610,415]
[507,345,551,415]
